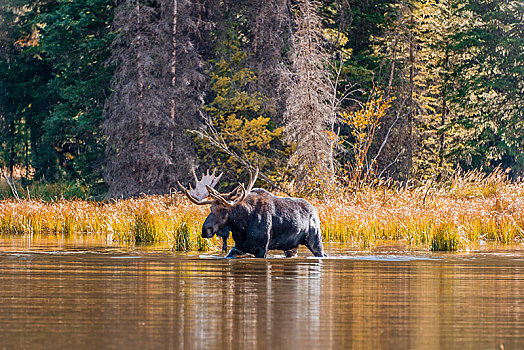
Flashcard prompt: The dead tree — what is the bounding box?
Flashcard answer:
[284,0,337,196]
[103,0,173,197]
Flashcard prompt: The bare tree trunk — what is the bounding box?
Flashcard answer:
[136,0,144,147]
[25,129,29,180]
[437,45,449,179]
[0,166,20,201]
[8,119,14,178]
[386,0,405,99]
[170,0,177,153]
[374,0,409,180]
[406,10,414,179]
[135,0,145,189]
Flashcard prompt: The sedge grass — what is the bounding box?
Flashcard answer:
[0,195,222,251]
[0,172,523,252]
[313,174,524,251]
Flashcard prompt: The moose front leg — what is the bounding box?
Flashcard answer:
[253,246,267,258]
[217,227,230,252]
[226,246,246,258]
[305,225,328,257]
[284,247,298,257]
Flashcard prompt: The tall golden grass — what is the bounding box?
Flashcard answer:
[0,195,217,251]
[315,168,524,251]
[0,169,523,252]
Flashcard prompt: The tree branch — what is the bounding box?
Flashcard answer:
[191,122,293,197]
[0,167,20,201]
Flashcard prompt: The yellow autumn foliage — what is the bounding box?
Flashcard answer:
[339,90,394,187]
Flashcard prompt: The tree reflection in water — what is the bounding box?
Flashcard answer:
[0,240,523,350]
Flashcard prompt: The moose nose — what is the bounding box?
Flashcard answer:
[202,226,214,238]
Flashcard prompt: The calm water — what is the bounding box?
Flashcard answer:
[0,237,523,350]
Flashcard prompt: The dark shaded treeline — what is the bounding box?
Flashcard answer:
[0,0,522,198]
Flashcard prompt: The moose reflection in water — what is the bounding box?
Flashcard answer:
[178,168,327,258]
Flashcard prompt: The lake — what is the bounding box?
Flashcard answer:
[1,236,523,349]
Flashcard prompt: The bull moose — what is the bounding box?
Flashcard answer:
[178,168,327,258]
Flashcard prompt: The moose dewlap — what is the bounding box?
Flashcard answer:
[178,168,327,258]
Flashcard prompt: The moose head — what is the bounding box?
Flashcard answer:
[177,167,258,239]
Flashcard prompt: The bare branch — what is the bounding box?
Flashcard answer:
[378,150,403,179]
[0,167,20,201]
[365,110,401,180]
[191,122,293,197]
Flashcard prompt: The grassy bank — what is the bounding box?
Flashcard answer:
[315,181,524,251]
[1,171,523,252]
[0,195,216,251]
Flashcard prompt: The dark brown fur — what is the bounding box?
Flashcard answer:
[202,189,326,258]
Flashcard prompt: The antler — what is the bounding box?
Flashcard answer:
[205,167,259,207]
[177,168,223,205]
[245,166,259,193]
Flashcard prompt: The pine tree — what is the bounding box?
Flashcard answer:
[284,0,337,196]
[449,0,524,176]
[103,0,173,197]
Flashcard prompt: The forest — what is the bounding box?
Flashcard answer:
[1,0,523,199]
[2,3,524,345]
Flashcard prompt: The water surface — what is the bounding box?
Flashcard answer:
[1,237,523,349]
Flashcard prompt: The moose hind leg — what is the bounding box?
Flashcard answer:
[284,247,298,258]
[305,226,328,257]
[253,247,267,258]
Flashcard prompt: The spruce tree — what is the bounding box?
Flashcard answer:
[449,0,524,176]
[103,0,173,197]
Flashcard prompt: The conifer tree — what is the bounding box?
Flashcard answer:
[103,0,207,197]
[103,0,173,197]
[1,0,114,186]
[449,0,524,175]
[168,0,206,182]
[246,0,293,123]
[284,0,337,196]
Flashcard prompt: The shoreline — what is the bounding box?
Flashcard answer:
[1,184,523,252]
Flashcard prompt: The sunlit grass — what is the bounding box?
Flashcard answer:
[1,170,523,252]
[0,195,222,251]
[314,170,524,251]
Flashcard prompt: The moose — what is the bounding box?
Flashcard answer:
[178,168,327,258]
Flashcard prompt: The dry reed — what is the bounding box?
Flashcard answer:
[314,169,524,251]
[0,195,220,251]
[1,169,523,252]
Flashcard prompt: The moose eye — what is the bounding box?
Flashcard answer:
[219,208,228,217]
